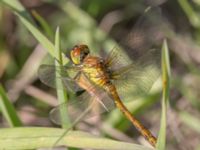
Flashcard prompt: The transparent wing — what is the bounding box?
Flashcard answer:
[107,6,168,67]
[112,49,160,101]
[49,86,115,125]
[105,7,168,100]
[123,7,167,55]
[105,47,130,70]
[38,64,82,92]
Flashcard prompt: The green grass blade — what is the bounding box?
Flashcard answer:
[15,13,58,60]
[0,0,24,11]
[156,39,170,150]
[179,111,200,133]
[178,0,200,28]
[54,27,70,129]
[0,0,32,21]
[0,0,69,64]
[0,85,22,127]
[31,10,54,38]
[0,127,154,150]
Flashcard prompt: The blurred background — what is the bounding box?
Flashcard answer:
[0,0,200,150]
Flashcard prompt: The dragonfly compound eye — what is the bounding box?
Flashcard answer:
[70,44,90,65]
[79,45,90,62]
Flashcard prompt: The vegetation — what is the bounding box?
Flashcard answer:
[0,0,199,150]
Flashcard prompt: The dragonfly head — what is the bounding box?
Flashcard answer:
[70,44,90,65]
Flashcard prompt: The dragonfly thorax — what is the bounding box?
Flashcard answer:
[81,55,112,87]
[70,44,112,87]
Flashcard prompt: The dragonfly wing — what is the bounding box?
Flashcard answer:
[38,64,82,92]
[105,47,131,70]
[110,6,168,61]
[112,49,160,101]
[105,7,168,73]
[49,86,115,125]
[104,7,168,101]
[121,7,169,57]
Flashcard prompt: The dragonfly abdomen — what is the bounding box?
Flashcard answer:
[105,83,157,147]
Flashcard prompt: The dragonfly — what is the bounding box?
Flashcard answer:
[38,6,167,147]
